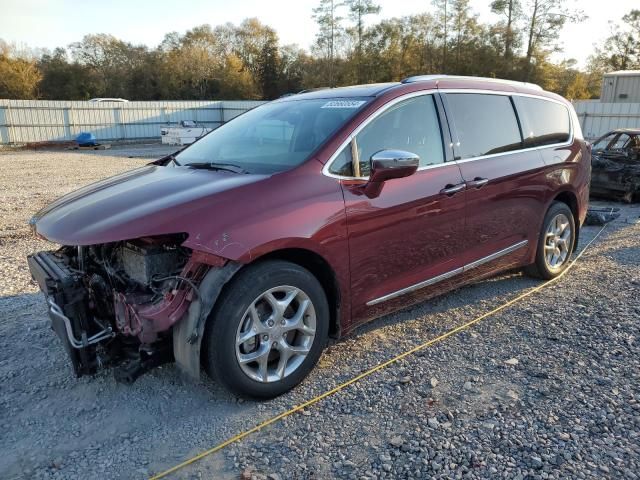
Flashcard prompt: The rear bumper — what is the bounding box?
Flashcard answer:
[27,251,114,376]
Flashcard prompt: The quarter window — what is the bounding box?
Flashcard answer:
[513,96,571,147]
[328,95,445,177]
[445,93,522,159]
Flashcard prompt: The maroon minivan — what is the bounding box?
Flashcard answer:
[27,75,590,398]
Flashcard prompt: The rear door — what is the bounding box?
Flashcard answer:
[326,93,467,324]
[441,92,546,268]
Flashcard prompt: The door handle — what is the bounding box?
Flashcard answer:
[466,177,489,189]
[440,183,466,196]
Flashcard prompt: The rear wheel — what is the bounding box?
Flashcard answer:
[525,202,576,279]
[204,260,329,399]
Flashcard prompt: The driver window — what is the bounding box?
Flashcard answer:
[327,95,445,178]
[356,95,444,176]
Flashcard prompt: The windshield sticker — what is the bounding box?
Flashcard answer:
[321,100,367,109]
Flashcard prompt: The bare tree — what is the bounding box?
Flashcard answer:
[521,0,583,81]
[491,0,521,61]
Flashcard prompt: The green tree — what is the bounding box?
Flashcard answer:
[432,0,450,71]
[594,10,640,71]
[449,0,481,73]
[70,34,149,97]
[491,0,521,63]
[257,35,282,99]
[312,0,345,86]
[38,48,99,99]
[345,0,380,82]
[234,19,282,98]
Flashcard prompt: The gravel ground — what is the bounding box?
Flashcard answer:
[0,148,639,480]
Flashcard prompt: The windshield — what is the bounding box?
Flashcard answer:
[175,98,370,174]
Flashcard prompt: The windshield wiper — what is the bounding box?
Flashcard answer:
[185,162,249,174]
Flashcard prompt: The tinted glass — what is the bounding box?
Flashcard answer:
[514,96,571,147]
[329,95,444,177]
[446,93,522,159]
[176,98,369,174]
[328,145,355,176]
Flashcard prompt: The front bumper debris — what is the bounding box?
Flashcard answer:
[27,251,113,376]
[46,297,115,349]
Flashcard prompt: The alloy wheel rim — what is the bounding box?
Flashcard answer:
[235,285,316,383]
[544,213,572,270]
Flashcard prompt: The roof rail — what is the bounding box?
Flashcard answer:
[401,75,543,91]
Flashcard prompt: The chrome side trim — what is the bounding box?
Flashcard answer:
[366,267,464,306]
[365,239,529,307]
[322,88,575,181]
[463,240,528,271]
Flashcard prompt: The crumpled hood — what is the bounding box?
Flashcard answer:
[32,164,268,246]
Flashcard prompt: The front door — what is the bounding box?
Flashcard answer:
[334,93,467,325]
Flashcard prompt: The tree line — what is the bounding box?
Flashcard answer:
[1,1,639,101]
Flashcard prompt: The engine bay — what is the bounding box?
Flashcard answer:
[27,234,198,381]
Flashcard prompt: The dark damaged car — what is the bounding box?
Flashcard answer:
[590,128,640,202]
[28,76,590,398]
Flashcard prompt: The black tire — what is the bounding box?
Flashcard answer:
[525,201,576,280]
[203,260,329,399]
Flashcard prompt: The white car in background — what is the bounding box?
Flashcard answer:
[88,98,129,103]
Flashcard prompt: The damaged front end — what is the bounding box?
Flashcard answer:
[27,235,234,383]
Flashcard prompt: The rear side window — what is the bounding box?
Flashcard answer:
[445,93,522,159]
[513,96,571,147]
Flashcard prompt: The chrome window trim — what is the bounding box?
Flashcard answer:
[322,88,576,181]
[322,90,442,180]
[439,89,574,164]
[366,239,529,306]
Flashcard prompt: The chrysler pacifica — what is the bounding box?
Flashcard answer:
[27,75,590,398]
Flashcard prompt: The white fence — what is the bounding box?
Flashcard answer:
[573,100,640,139]
[0,100,266,144]
[4,98,638,145]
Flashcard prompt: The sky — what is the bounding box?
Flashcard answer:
[0,0,637,68]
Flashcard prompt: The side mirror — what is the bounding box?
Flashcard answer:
[361,150,419,198]
[369,150,420,183]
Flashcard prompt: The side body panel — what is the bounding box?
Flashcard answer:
[342,164,466,328]
[455,151,546,267]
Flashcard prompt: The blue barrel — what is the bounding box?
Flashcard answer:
[76,132,97,146]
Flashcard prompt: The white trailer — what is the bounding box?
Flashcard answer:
[160,121,212,146]
[600,70,640,103]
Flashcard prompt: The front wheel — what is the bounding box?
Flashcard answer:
[525,201,576,279]
[203,260,329,399]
